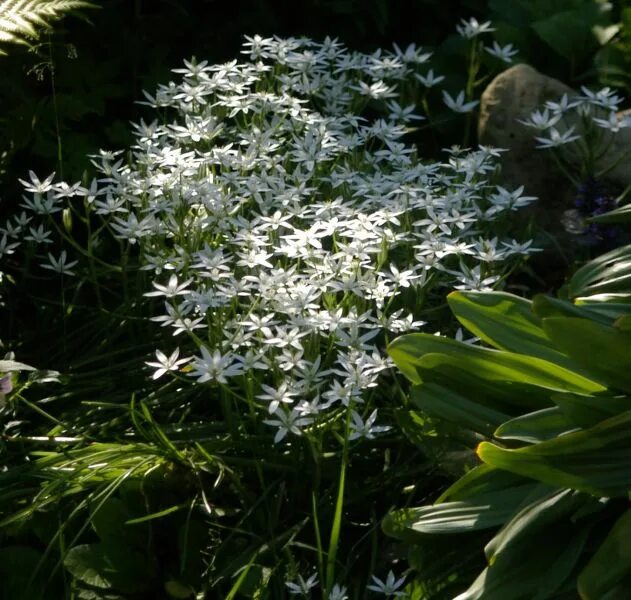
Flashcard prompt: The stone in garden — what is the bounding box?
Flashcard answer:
[477,64,573,215]
[478,64,631,218]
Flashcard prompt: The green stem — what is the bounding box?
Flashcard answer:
[463,38,480,147]
[325,406,351,594]
[48,35,63,180]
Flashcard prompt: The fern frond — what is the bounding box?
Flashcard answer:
[0,0,96,55]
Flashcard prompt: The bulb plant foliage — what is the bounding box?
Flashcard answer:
[385,244,631,599]
[0,30,537,599]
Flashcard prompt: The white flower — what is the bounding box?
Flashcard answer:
[534,126,581,148]
[18,34,536,459]
[452,264,500,291]
[456,17,495,39]
[580,86,623,110]
[264,408,311,443]
[349,80,397,100]
[484,41,518,63]
[189,347,244,384]
[391,43,431,64]
[18,171,55,194]
[0,234,20,258]
[517,108,561,130]
[328,584,348,600]
[544,93,580,114]
[257,381,297,414]
[414,69,445,88]
[349,409,391,440]
[366,571,407,596]
[592,111,629,133]
[145,348,190,379]
[40,250,78,276]
[385,101,424,123]
[285,573,318,596]
[502,238,541,254]
[144,275,193,298]
[442,90,479,113]
[488,185,537,212]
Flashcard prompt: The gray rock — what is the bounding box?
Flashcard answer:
[478,64,573,212]
[478,64,631,217]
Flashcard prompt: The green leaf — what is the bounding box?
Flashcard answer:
[411,382,509,437]
[614,314,631,332]
[588,202,631,224]
[388,333,605,395]
[0,0,97,54]
[64,544,114,590]
[578,509,631,599]
[542,317,631,392]
[437,465,524,504]
[568,244,631,299]
[533,294,613,326]
[91,497,148,549]
[532,5,602,61]
[484,489,582,564]
[447,291,575,368]
[494,407,576,443]
[478,409,631,497]
[574,299,631,324]
[552,392,630,429]
[383,483,546,540]
[455,524,578,600]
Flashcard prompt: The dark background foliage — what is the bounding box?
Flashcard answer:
[1,0,629,203]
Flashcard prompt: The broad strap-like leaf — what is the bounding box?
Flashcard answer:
[587,202,631,224]
[411,382,509,437]
[383,482,548,540]
[454,524,583,600]
[388,332,606,394]
[447,291,577,368]
[552,392,630,429]
[568,243,631,299]
[437,464,524,504]
[494,406,577,443]
[478,409,631,497]
[484,488,584,564]
[578,508,631,600]
[542,316,631,393]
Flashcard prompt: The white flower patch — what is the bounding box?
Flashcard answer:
[15,36,536,445]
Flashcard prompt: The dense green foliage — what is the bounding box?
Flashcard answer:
[1,1,631,598]
[385,246,631,598]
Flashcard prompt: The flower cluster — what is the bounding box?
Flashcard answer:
[519,86,628,166]
[8,36,536,450]
[519,86,628,244]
